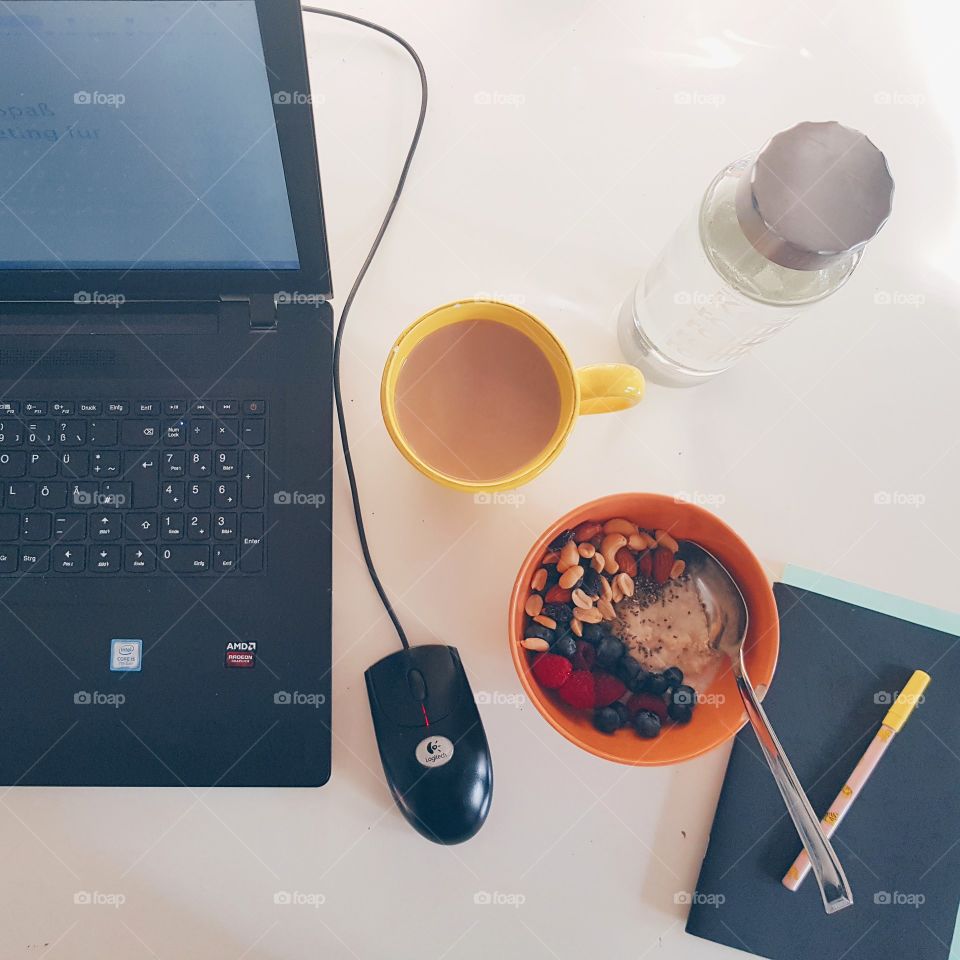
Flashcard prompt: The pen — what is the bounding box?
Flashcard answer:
[782,669,931,891]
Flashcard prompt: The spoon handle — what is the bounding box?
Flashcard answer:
[735,672,854,914]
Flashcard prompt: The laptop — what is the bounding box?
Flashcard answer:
[0,0,333,786]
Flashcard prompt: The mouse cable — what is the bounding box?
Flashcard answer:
[300,6,428,651]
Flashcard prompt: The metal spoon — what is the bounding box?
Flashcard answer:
[679,541,853,914]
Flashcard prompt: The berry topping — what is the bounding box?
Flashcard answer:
[663,666,684,688]
[667,702,693,724]
[633,710,662,738]
[627,693,668,721]
[644,672,669,695]
[593,672,627,707]
[557,670,596,709]
[593,706,622,734]
[572,640,596,672]
[548,529,575,551]
[551,632,577,659]
[532,653,572,690]
[596,636,625,667]
[524,623,554,642]
[671,684,697,708]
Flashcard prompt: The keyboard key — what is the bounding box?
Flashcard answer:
[214,513,237,539]
[161,514,184,540]
[21,513,51,540]
[125,545,156,572]
[60,451,88,478]
[127,452,159,508]
[105,401,128,416]
[20,545,49,573]
[77,402,101,415]
[26,420,54,445]
[0,401,20,415]
[37,482,68,510]
[190,419,213,446]
[162,481,184,509]
[51,401,75,416]
[54,514,85,540]
[71,482,98,509]
[214,481,237,509]
[189,450,211,478]
[241,452,264,507]
[214,545,236,572]
[0,423,23,447]
[216,400,239,415]
[0,514,18,540]
[243,400,265,415]
[121,420,160,446]
[24,401,46,416]
[0,452,26,477]
[241,513,264,572]
[28,451,58,477]
[93,513,121,541]
[187,513,210,540]
[164,400,185,417]
[187,481,210,509]
[89,545,121,572]
[57,420,85,445]
[88,420,118,445]
[242,418,265,446]
[215,450,238,477]
[54,545,84,573]
[215,419,239,445]
[0,546,17,572]
[162,451,185,477]
[159,545,209,573]
[125,513,158,541]
[164,421,186,445]
[136,401,159,416]
[191,400,212,415]
[101,481,131,508]
[91,451,120,477]
[6,481,35,509]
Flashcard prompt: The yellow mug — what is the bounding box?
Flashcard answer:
[380,299,645,493]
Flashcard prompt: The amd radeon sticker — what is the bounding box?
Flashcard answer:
[225,641,256,668]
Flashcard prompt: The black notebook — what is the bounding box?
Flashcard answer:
[687,570,960,960]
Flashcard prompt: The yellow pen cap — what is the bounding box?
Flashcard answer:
[882,670,931,732]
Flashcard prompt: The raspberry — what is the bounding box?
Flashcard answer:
[593,672,626,707]
[572,640,596,672]
[557,670,595,709]
[532,653,572,690]
[626,692,668,721]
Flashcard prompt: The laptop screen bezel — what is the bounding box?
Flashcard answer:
[0,0,332,303]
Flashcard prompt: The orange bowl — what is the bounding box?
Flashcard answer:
[508,493,779,765]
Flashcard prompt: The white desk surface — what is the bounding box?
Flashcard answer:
[5,1,959,958]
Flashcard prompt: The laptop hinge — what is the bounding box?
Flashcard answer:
[221,293,277,331]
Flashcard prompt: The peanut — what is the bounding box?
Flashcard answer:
[520,636,549,652]
[670,558,686,580]
[599,576,613,602]
[615,572,635,597]
[599,533,627,574]
[541,550,559,565]
[570,618,583,637]
[577,542,596,559]
[524,594,544,617]
[603,518,639,537]
[531,567,547,592]
[591,553,604,573]
[655,529,680,553]
[611,583,623,603]
[629,531,657,551]
[597,597,617,621]
[558,565,584,589]
[571,588,594,609]
[560,539,580,570]
[573,606,603,624]
[533,614,557,630]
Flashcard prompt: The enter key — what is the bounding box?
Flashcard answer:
[240,513,264,573]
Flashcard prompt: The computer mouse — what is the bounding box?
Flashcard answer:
[365,644,492,844]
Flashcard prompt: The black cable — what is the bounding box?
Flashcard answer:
[301,5,428,650]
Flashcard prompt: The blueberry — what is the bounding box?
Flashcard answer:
[617,656,642,683]
[524,623,554,642]
[627,669,650,693]
[663,666,684,688]
[581,622,607,643]
[611,701,630,726]
[551,632,577,659]
[593,706,621,734]
[596,636,625,667]
[668,702,693,724]
[671,684,697,708]
[644,672,669,695]
[633,710,662,738]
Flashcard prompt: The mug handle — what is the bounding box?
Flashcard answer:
[576,364,645,415]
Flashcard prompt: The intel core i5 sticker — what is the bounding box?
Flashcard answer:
[225,641,256,668]
[110,639,142,672]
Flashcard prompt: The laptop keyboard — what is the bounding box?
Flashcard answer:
[0,399,267,576]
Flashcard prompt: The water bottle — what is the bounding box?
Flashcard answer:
[618,121,894,386]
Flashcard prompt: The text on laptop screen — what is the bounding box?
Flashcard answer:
[0,1,300,271]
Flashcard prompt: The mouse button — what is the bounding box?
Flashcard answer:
[407,668,427,701]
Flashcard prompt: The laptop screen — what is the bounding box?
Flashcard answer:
[0,1,300,272]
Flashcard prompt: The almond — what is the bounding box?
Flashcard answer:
[652,547,674,584]
[544,585,572,604]
[573,520,603,542]
[614,547,638,577]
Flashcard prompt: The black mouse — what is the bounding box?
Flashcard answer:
[365,644,492,844]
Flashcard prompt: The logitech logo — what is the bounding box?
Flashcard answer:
[74,691,125,708]
[273,690,325,708]
[415,735,454,768]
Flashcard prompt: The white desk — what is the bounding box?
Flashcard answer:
[5,2,958,957]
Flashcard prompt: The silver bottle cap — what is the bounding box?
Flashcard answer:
[735,121,894,271]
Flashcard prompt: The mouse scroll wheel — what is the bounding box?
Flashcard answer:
[407,669,427,701]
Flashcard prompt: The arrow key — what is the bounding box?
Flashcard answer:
[54,545,85,573]
[89,544,121,572]
[125,545,156,573]
[125,513,157,541]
